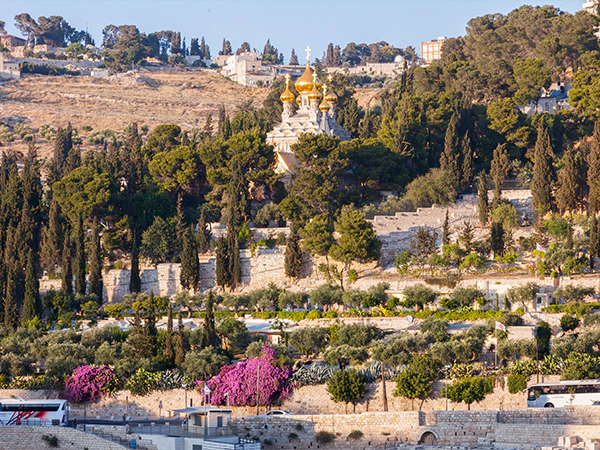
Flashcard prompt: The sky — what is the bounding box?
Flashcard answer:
[0,0,586,61]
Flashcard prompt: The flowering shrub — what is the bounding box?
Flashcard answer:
[63,365,119,403]
[206,343,292,406]
[125,368,161,396]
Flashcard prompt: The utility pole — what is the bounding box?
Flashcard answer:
[256,365,261,416]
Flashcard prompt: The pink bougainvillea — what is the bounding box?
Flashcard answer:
[63,365,119,403]
[204,344,292,407]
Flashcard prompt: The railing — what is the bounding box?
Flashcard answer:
[129,424,235,439]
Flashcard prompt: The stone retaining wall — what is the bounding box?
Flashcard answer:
[0,425,127,450]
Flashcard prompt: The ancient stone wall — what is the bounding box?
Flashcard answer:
[0,426,128,450]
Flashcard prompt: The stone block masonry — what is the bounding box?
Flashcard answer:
[0,425,128,450]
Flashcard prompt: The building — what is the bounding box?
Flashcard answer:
[421,37,447,65]
[220,52,275,87]
[0,52,20,80]
[326,58,406,78]
[0,34,26,51]
[131,407,261,450]
[266,48,351,184]
[519,81,573,116]
[583,0,599,13]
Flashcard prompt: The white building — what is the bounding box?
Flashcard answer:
[326,58,405,78]
[0,53,20,80]
[220,52,275,87]
[583,1,599,13]
[519,81,573,116]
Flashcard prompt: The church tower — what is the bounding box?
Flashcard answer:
[266,47,351,184]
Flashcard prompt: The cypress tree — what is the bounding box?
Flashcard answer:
[180,226,200,292]
[284,227,303,279]
[205,290,218,348]
[3,229,23,329]
[16,201,36,268]
[175,311,185,366]
[175,194,186,253]
[461,133,474,193]
[490,144,510,208]
[219,114,232,139]
[477,173,489,226]
[61,228,73,295]
[165,304,174,364]
[74,215,86,296]
[22,139,42,216]
[556,148,579,215]
[130,232,141,293]
[590,211,598,270]
[588,121,600,213]
[227,231,241,289]
[440,112,461,191]
[197,211,210,254]
[89,220,103,302]
[202,115,213,141]
[3,269,19,330]
[215,236,230,288]
[145,292,158,357]
[40,197,63,274]
[50,125,73,183]
[22,250,41,323]
[532,123,555,217]
[490,221,505,257]
[442,210,451,245]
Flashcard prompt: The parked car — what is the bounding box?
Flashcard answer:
[264,410,290,415]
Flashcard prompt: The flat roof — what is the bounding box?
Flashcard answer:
[173,406,232,414]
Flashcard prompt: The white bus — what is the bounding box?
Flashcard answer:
[527,380,600,408]
[0,399,69,426]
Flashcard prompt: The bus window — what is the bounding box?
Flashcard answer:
[528,388,541,401]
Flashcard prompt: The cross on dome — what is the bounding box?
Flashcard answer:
[305,46,311,64]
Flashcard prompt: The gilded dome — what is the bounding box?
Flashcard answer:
[295,65,314,94]
[325,91,338,103]
[319,100,331,112]
[296,95,302,105]
[308,84,323,102]
[280,86,294,103]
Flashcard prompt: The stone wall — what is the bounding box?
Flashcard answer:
[0,426,128,450]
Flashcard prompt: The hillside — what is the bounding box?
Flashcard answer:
[0,68,269,155]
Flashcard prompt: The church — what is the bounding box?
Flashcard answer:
[266,47,351,184]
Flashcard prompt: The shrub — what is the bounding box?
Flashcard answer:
[507,373,528,394]
[63,365,120,403]
[315,431,336,444]
[41,435,59,447]
[125,368,161,396]
[560,315,580,332]
[288,432,298,439]
[306,310,322,320]
[348,430,364,440]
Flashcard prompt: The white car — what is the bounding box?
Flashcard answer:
[264,410,290,415]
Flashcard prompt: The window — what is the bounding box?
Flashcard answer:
[194,415,203,426]
[192,445,203,450]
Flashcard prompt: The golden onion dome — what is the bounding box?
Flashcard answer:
[319,100,331,112]
[295,65,314,94]
[280,86,294,103]
[325,91,338,103]
[308,84,323,102]
[296,94,302,105]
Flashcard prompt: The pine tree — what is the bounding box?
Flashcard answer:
[442,210,451,245]
[74,215,86,296]
[197,211,211,254]
[175,311,185,366]
[205,290,217,348]
[180,225,200,292]
[215,236,230,288]
[440,112,461,191]
[490,144,510,208]
[284,227,303,279]
[532,123,555,217]
[461,133,474,193]
[61,228,73,295]
[22,249,41,323]
[477,173,489,226]
[88,220,103,302]
[165,304,174,364]
[556,148,580,215]
[588,121,600,213]
[459,221,475,253]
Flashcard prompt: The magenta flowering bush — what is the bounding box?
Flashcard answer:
[63,365,120,403]
[205,344,292,406]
